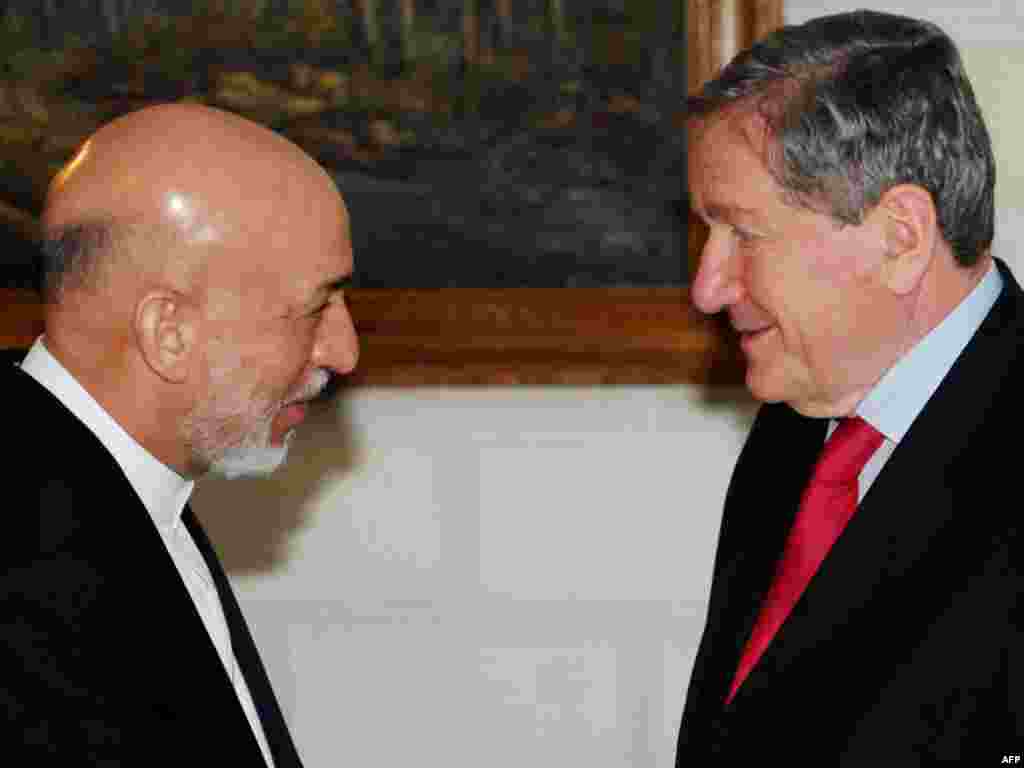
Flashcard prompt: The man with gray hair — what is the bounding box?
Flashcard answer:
[2,103,359,763]
[679,11,1021,763]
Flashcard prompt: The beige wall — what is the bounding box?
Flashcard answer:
[192,3,1024,765]
[965,43,1024,226]
[194,387,757,764]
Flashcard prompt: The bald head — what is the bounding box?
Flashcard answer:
[40,102,359,478]
[43,103,344,296]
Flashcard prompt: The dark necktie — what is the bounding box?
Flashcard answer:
[183,504,303,767]
[726,417,884,704]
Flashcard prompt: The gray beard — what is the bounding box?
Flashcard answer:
[185,394,287,480]
[187,367,327,480]
[208,432,293,479]
[204,411,295,479]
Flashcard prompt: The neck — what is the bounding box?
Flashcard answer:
[43,327,193,479]
[793,255,993,420]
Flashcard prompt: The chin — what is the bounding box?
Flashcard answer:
[209,443,291,479]
[745,369,782,404]
[207,428,297,480]
[745,366,805,408]
[188,394,298,479]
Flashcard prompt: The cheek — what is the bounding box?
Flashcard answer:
[279,330,318,387]
[745,226,885,391]
[762,231,874,329]
[233,338,308,400]
[805,222,882,283]
[807,242,847,281]
[745,239,819,324]
[798,285,887,389]
[746,244,839,366]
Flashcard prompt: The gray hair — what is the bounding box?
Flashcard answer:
[689,10,995,266]
[38,221,116,301]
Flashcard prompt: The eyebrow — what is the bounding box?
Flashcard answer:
[317,275,352,295]
[703,202,761,222]
[297,275,352,315]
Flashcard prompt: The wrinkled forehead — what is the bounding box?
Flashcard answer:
[690,104,774,169]
[688,108,779,205]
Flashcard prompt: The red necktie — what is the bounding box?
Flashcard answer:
[726,416,884,705]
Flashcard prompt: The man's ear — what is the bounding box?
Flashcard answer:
[134,290,198,384]
[874,184,938,295]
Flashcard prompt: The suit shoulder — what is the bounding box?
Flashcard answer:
[3,369,134,563]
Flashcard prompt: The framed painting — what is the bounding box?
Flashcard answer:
[0,0,782,384]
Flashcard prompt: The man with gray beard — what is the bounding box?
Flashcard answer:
[1,103,358,764]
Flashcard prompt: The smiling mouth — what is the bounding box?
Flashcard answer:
[738,325,776,351]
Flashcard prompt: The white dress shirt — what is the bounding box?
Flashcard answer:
[20,337,275,767]
[833,260,1004,501]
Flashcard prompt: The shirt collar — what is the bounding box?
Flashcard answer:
[20,336,194,530]
[856,260,1003,443]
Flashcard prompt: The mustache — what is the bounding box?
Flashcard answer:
[287,368,333,406]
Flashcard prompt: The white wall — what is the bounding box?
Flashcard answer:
[192,3,1024,765]
[193,387,757,765]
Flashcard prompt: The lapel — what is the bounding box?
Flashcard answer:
[8,362,270,759]
[733,259,1024,705]
[694,402,826,705]
[115,497,266,753]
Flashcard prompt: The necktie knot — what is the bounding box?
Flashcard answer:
[812,416,885,486]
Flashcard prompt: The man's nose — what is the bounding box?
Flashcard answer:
[313,297,360,376]
[690,227,744,314]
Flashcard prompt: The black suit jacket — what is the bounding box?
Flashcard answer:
[0,358,302,766]
[678,259,1024,764]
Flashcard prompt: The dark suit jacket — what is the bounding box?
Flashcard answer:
[678,259,1024,764]
[0,358,302,765]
